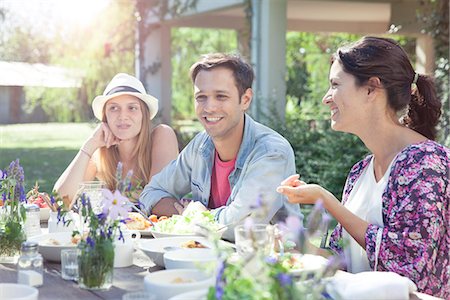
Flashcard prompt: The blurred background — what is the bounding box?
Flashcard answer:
[0,0,448,203]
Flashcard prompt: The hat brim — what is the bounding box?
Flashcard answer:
[91,92,159,120]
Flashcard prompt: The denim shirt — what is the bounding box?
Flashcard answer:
[140,114,302,240]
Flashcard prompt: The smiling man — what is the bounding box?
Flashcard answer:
[139,53,302,240]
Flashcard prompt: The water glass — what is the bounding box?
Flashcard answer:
[234,224,271,257]
[78,181,105,213]
[61,249,79,281]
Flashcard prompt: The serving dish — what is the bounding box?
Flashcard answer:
[143,269,214,300]
[28,231,78,262]
[163,248,217,270]
[137,236,211,267]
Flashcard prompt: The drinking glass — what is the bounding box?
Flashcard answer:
[78,181,105,214]
[234,223,271,257]
[61,249,78,280]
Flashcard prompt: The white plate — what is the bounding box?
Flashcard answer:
[0,283,38,300]
[286,253,328,276]
[28,232,77,262]
[137,236,211,267]
[150,226,226,239]
[169,288,208,300]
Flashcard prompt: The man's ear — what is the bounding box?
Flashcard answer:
[241,88,253,109]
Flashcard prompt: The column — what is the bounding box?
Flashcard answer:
[142,24,172,125]
[251,0,287,122]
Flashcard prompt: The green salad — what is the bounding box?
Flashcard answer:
[152,210,220,234]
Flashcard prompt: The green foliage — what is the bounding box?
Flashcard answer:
[268,107,368,200]
[285,32,362,121]
[417,0,449,145]
[171,28,238,119]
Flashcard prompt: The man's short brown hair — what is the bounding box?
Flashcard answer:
[189,53,254,98]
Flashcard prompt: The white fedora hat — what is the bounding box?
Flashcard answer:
[91,73,159,120]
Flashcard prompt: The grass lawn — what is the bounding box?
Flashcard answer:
[0,123,95,193]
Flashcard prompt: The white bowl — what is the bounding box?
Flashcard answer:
[143,269,214,300]
[28,232,77,262]
[0,283,38,300]
[39,207,51,221]
[137,236,211,267]
[169,288,208,300]
[164,248,217,270]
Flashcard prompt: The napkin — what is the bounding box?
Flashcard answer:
[327,271,417,300]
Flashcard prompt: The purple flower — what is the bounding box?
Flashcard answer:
[102,189,130,220]
[265,256,277,265]
[0,169,3,179]
[86,236,95,248]
[276,273,292,287]
[307,199,326,237]
[250,194,264,209]
[278,215,304,242]
[215,260,226,300]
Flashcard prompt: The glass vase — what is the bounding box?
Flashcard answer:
[0,204,26,263]
[78,239,114,290]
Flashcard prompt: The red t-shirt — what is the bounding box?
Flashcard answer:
[208,151,236,209]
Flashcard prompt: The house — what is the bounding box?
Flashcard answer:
[0,61,82,124]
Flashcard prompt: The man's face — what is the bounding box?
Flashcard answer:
[193,67,251,143]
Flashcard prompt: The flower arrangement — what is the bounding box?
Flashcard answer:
[206,199,344,300]
[0,159,27,261]
[76,162,131,290]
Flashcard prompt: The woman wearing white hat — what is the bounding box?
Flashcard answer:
[54,73,179,202]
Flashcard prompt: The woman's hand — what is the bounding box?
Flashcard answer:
[276,174,326,205]
[83,123,121,154]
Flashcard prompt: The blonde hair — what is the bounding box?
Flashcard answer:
[98,99,152,191]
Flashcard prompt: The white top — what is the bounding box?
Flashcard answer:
[343,156,394,273]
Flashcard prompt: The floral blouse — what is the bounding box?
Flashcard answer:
[329,140,449,298]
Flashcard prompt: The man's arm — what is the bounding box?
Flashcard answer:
[151,197,180,216]
[139,138,198,214]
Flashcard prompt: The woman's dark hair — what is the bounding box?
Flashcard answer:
[190,53,254,100]
[332,36,441,140]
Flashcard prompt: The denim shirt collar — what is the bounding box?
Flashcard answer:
[198,113,255,169]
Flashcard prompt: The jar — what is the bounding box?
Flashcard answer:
[17,241,43,287]
[24,204,41,238]
[48,211,74,233]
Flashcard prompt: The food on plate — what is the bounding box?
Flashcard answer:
[171,277,194,284]
[181,240,208,249]
[280,253,328,274]
[42,236,79,246]
[125,213,168,231]
[151,210,221,235]
[126,212,151,230]
[26,182,50,208]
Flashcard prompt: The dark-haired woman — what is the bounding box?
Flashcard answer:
[277,36,449,298]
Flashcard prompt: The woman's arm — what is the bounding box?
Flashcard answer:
[53,123,119,201]
[277,174,369,248]
[149,124,179,179]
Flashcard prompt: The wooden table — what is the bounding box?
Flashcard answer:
[0,249,161,300]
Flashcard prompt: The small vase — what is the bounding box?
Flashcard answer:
[0,205,26,263]
[48,211,75,233]
[78,239,114,290]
